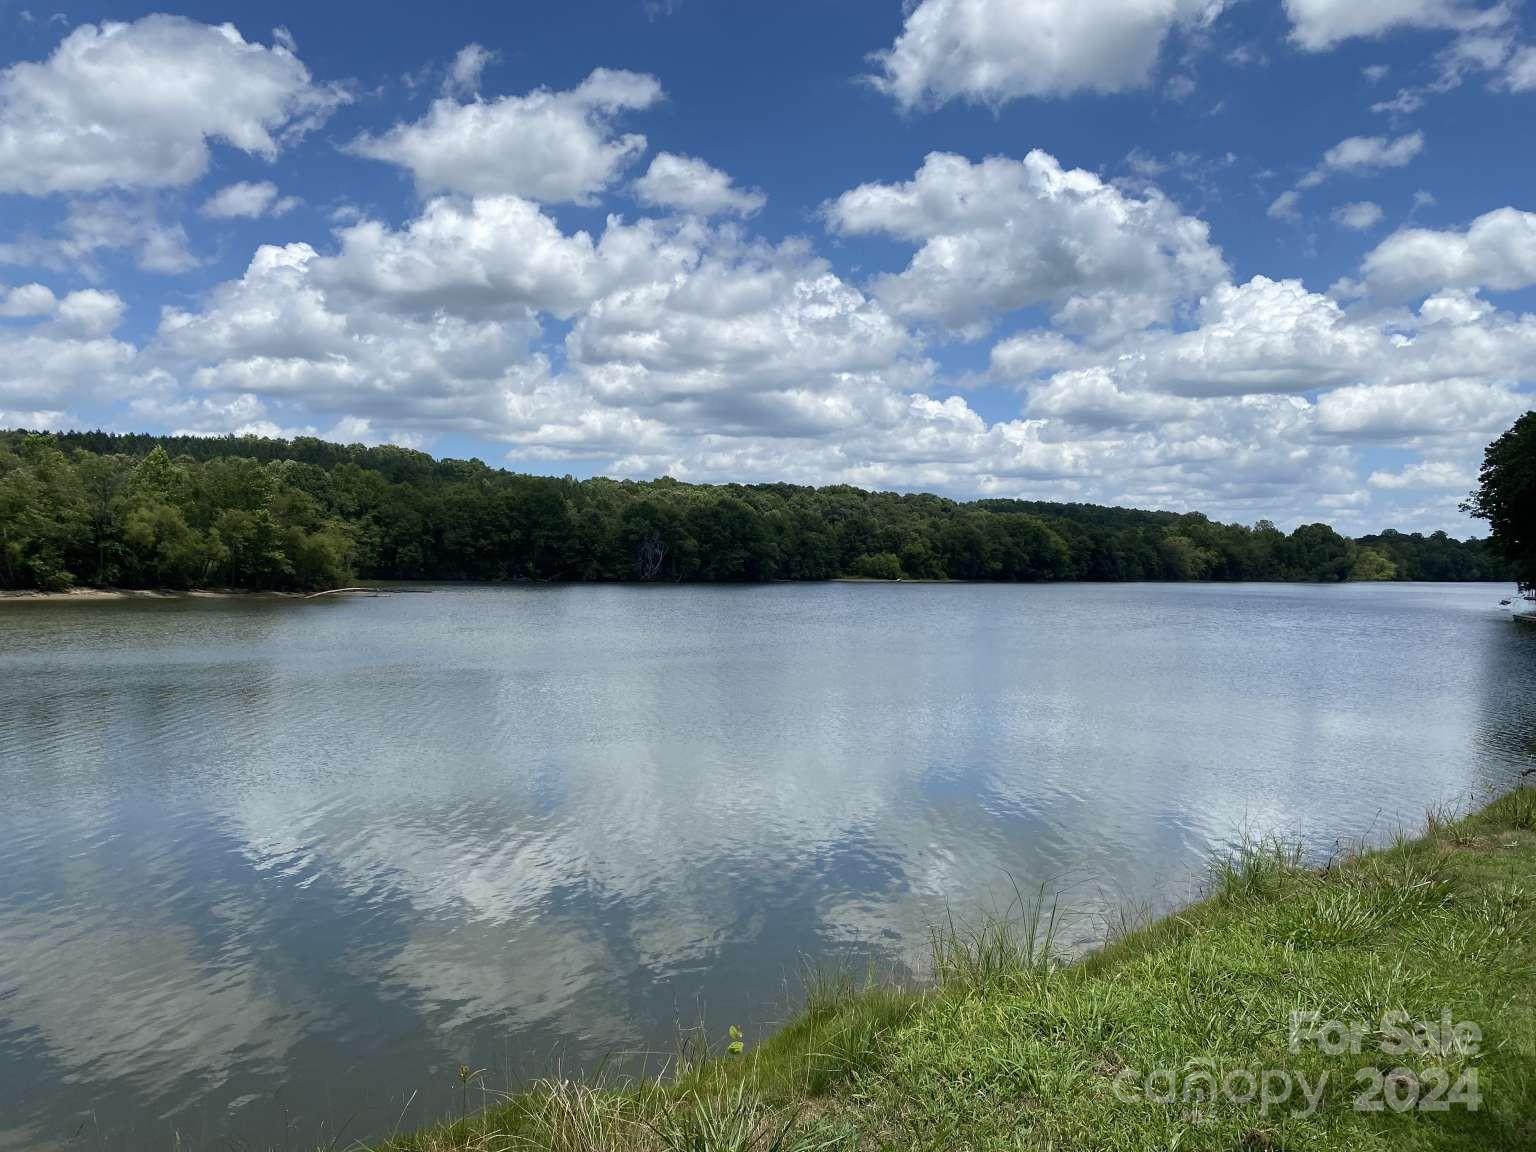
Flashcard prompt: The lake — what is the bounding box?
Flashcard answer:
[2,582,1534,1149]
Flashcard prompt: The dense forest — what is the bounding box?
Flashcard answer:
[0,428,1510,592]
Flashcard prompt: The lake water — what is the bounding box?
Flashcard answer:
[2,582,1534,1149]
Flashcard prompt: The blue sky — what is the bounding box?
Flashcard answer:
[1,0,1533,533]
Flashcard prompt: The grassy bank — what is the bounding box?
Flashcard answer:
[376,789,1536,1151]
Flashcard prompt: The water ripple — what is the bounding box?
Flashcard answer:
[1,583,1533,1150]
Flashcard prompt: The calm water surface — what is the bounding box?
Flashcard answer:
[2,582,1534,1149]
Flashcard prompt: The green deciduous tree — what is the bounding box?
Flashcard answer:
[1350,547,1397,582]
[0,435,89,589]
[1465,411,1536,589]
[1283,523,1355,582]
[851,552,904,580]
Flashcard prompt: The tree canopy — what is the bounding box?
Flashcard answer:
[0,428,1510,592]
[1465,411,1536,590]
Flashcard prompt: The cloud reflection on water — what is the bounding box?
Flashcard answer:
[1,583,1532,1149]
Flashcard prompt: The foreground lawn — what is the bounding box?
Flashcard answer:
[378,788,1536,1151]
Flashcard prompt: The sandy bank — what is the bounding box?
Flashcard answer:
[0,587,304,602]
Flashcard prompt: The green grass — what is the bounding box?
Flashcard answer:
[371,789,1536,1151]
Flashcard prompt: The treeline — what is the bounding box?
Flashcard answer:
[0,429,1510,592]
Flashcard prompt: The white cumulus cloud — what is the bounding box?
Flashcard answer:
[0,15,345,196]
[869,0,1228,108]
[0,283,58,317]
[316,195,702,321]
[0,285,134,414]
[201,180,299,219]
[1367,458,1475,489]
[1301,133,1425,187]
[1333,201,1385,230]
[633,153,765,217]
[1360,207,1536,298]
[824,150,1227,341]
[1316,378,1527,439]
[348,68,662,203]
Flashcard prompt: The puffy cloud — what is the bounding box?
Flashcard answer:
[316,195,701,320]
[1416,289,1493,326]
[0,285,134,412]
[1367,458,1475,489]
[0,328,134,409]
[1333,201,1384,230]
[149,201,1465,528]
[1360,207,1536,298]
[999,321,1525,529]
[0,15,344,196]
[0,283,57,317]
[1025,367,1198,427]
[153,199,735,440]
[201,180,299,219]
[117,154,1528,533]
[348,68,662,203]
[1300,133,1424,188]
[1316,379,1527,438]
[561,234,926,430]
[147,199,959,480]
[1398,294,1536,387]
[1026,276,1536,408]
[1284,0,1510,51]
[824,150,1226,340]
[1132,277,1384,397]
[0,8,1524,538]
[868,0,1228,109]
[155,241,543,436]
[985,271,1534,523]
[55,288,125,336]
[989,331,1083,379]
[1006,388,1366,520]
[633,153,766,217]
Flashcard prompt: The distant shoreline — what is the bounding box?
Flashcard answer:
[0,587,304,602]
[2,430,1513,592]
[1,579,1523,602]
[826,575,952,583]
